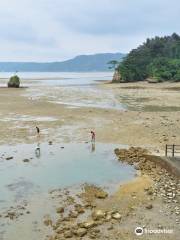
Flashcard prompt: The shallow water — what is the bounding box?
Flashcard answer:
[47,86,125,110]
[0,71,127,110]
[0,72,126,111]
[0,142,135,240]
[0,72,113,87]
[0,142,135,210]
[18,72,126,110]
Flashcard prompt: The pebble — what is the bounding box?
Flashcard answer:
[23,159,30,162]
[92,209,105,221]
[6,157,13,160]
[64,230,73,238]
[112,212,122,220]
[75,228,87,237]
[56,207,64,214]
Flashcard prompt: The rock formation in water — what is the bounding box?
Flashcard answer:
[112,70,121,83]
[8,75,20,88]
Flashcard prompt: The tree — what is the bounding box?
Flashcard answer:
[107,60,119,70]
[118,33,180,82]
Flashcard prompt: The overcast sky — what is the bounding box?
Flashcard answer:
[0,0,179,61]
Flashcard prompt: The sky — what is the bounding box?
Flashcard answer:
[0,0,179,61]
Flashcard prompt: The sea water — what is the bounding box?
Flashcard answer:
[0,142,135,210]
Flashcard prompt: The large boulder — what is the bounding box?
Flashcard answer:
[8,75,20,88]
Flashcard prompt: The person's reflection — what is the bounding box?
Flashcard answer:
[91,142,95,152]
[35,142,41,158]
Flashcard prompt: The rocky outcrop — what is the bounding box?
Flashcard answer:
[114,146,180,210]
[8,75,20,88]
[112,70,121,83]
[146,78,159,83]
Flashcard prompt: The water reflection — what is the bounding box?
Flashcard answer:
[35,143,41,158]
[91,142,96,152]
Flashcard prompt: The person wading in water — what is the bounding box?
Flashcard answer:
[36,126,40,136]
[35,126,41,156]
[90,131,95,142]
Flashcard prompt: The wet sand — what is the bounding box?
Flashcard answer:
[0,81,180,154]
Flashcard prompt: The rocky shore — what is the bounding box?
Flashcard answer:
[115,147,180,207]
[42,147,180,240]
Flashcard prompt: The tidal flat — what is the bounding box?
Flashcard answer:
[0,73,180,239]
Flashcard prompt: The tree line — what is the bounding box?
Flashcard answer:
[117,33,180,82]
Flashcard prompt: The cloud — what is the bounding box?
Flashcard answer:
[0,0,179,61]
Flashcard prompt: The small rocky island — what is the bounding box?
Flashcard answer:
[8,75,20,88]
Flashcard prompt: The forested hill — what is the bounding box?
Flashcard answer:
[118,33,180,82]
[0,53,125,72]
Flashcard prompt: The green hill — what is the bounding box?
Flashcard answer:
[118,33,180,82]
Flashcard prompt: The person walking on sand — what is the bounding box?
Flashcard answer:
[90,131,95,142]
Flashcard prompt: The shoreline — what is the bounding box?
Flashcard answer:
[42,147,179,240]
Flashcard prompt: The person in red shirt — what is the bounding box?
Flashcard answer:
[90,131,95,142]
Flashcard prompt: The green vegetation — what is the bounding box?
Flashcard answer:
[8,75,20,88]
[107,60,119,70]
[118,33,180,82]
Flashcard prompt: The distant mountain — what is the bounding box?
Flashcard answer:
[0,53,126,72]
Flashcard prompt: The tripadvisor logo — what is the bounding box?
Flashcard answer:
[135,226,173,236]
[135,227,144,236]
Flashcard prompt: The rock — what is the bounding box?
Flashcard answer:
[95,190,108,199]
[23,159,30,163]
[6,211,16,220]
[134,165,140,170]
[74,204,85,214]
[147,78,159,83]
[89,229,100,239]
[64,230,73,238]
[112,212,122,220]
[107,224,114,230]
[75,228,87,237]
[66,196,75,204]
[145,204,153,210]
[44,218,53,226]
[145,187,154,195]
[8,75,20,88]
[105,213,112,221]
[92,209,105,221]
[112,70,121,83]
[6,157,13,160]
[114,148,120,155]
[56,207,64,214]
[62,217,70,222]
[55,227,64,234]
[83,220,96,229]
[68,211,78,218]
